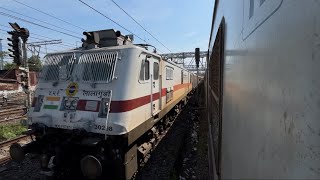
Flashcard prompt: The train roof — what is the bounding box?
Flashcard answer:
[45,44,190,72]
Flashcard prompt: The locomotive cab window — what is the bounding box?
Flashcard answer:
[154,62,159,80]
[139,59,150,81]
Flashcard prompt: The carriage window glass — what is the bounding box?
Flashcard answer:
[145,60,150,80]
[181,70,183,84]
[166,66,173,80]
[154,62,159,80]
[139,60,145,80]
[79,52,118,83]
[41,53,75,81]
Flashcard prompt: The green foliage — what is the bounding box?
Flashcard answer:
[0,51,9,59]
[3,55,43,71]
[0,124,27,141]
[4,62,17,70]
[28,55,42,72]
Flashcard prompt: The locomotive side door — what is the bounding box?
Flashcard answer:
[150,56,161,115]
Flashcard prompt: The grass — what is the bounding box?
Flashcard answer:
[0,124,27,141]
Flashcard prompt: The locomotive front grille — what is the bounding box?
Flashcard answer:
[78,51,118,83]
[41,53,76,81]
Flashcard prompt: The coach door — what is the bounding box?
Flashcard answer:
[150,56,161,115]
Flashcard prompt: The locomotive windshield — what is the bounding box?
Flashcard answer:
[77,51,118,83]
[39,51,118,83]
[40,53,76,81]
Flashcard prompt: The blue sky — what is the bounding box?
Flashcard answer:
[0,0,213,62]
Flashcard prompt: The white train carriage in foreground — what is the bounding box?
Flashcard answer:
[10,29,198,179]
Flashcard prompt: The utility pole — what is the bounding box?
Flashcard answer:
[27,44,41,58]
[7,22,30,109]
[195,48,200,103]
[0,38,3,70]
[28,39,62,54]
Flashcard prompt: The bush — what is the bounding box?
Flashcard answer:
[0,124,27,141]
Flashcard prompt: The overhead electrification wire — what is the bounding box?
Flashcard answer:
[0,24,10,29]
[110,0,171,52]
[0,12,82,39]
[2,44,59,55]
[12,0,86,31]
[0,28,74,48]
[0,7,80,35]
[1,25,60,42]
[30,33,75,47]
[78,0,148,44]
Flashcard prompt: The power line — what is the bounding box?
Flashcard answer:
[78,0,148,44]
[30,33,75,47]
[0,7,80,35]
[0,28,74,48]
[12,0,86,31]
[0,24,10,29]
[0,12,82,39]
[2,44,57,55]
[110,0,171,52]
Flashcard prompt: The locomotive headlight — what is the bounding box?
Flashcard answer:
[64,99,71,108]
[62,97,79,110]
[80,155,102,179]
[71,99,78,108]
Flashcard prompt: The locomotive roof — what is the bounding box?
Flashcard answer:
[46,44,159,57]
[45,44,191,72]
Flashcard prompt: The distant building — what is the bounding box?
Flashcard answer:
[0,69,38,91]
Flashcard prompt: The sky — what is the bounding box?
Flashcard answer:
[0,0,214,63]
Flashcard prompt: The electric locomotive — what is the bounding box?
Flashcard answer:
[9,29,197,179]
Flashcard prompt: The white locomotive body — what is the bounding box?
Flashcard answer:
[11,29,198,179]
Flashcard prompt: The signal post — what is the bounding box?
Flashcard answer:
[7,22,30,109]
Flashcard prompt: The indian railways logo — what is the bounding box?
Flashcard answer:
[66,82,79,97]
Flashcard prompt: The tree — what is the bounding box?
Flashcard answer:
[4,62,16,70]
[0,51,9,59]
[28,55,42,72]
[3,55,42,72]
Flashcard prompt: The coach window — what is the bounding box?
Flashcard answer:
[139,59,150,81]
[166,66,173,80]
[181,70,183,84]
[145,60,150,80]
[154,62,159,80]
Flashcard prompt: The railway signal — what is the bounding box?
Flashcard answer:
[195,48,200,68]
[7,31,22,66]
[7,22,31,108]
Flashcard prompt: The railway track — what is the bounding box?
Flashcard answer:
[132,99,190,179]
[0,106,26,125]
[0,135,32,165]
[0,107,26,114]
[0,104,25,109]
[0,115,27,124]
